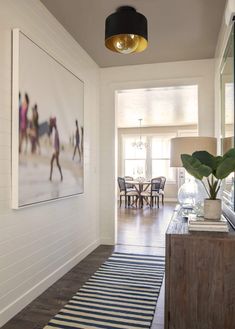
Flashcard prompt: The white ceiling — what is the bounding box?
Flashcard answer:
[40,0,226,68]
[117,86,198,127]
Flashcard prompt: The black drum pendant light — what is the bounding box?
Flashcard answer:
[105,6,148,54]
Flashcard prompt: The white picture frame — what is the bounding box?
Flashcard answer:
[12,29,84,208]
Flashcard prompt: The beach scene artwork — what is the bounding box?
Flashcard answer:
[13,31,84,207]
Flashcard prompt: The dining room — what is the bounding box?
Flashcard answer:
[116,85,199,248]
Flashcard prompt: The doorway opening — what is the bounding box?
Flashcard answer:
[116,85,199,249]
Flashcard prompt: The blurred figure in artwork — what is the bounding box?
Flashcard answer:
[29,104,40,154]
[49,117,63,181]
[19,92,22,130]
[33,104,40,153]
[81,126,84,161]
[19,93,29,153]
[28,118,36,154]
[72,119,81,161]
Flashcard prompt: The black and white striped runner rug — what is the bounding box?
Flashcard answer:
[44,252,165,329]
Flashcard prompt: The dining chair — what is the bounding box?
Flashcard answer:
[151,176,166,206]
[140,177,160,208]
[159,176,166,205]
[118,177,139,208]
[124,176,135,190]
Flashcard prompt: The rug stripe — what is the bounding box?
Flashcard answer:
[97,268,164,278]
[56,312,151,326]
[79,287,157,298]
[84,281,161,291]
[111,252,165,260]
[68,300,156,312]
[101,264,164,271]
[82,285,159,295]
[102,263,165,271]
[107,254,164,262]
[65,303,155,315]
[91,274,162,285]
[77,290,157,300]
[112,252,164,256]
[84,282,160,293]
[100,265,164,274]
[88,277,160,287]
[51,315,149,329]
[70,297,156,309]
[94,272,160,283]
[108,259,164,266]
[73,295,156,306]
[62,307,153,319]
[104,260,164,267]
[44,252,165,329]
[76,292,157,302]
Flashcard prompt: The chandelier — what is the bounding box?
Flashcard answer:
[132,119,148,150]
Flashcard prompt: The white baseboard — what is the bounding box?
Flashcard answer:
[0,239,100,327]
[100,237,115,245]
[164,198,177,202]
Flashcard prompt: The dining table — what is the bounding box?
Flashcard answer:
[125,180,151,207]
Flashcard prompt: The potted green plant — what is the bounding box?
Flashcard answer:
[181,148,235,220]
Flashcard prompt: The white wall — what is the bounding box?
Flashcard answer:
[0,0,100,326]
[100,59,215,244]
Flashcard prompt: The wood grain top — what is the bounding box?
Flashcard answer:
[166,206,235,237]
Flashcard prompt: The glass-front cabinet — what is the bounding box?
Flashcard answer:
[221,24,235,224]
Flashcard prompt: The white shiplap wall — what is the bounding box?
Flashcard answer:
[0,0,100,326]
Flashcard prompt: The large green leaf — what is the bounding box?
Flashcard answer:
[192,151,216,169]
[223,148,235,159]
[192,151,224,173]
[214,156,223,168]
[216,150,235,179]
[181,154,212,180]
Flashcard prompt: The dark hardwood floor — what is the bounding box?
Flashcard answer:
[2,202,175,329]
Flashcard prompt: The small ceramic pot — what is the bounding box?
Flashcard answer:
[204,199,222,220]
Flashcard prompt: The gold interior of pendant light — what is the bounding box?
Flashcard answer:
[105,34,148,54]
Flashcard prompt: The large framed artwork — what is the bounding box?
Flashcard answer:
[12,29,84,208]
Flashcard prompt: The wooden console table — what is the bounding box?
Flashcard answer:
[165,207,235,329]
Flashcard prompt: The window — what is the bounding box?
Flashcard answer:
[123,137,147,177]
[151,136,176,181]
[122,134,176,182]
